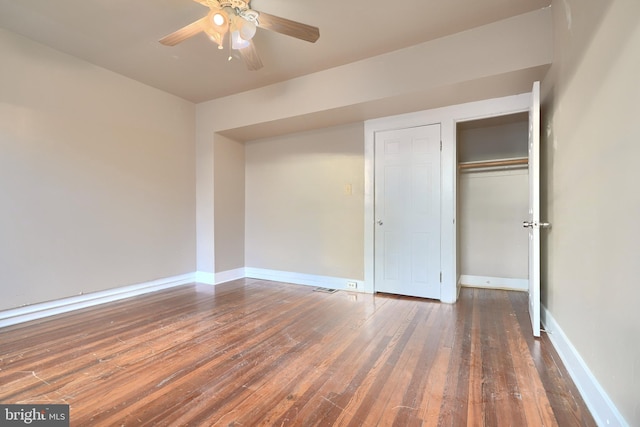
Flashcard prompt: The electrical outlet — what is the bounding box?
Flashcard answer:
[347,281,358,289]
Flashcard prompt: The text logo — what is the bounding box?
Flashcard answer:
[0,405,69,426]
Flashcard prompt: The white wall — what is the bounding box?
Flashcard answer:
[245,123,364,280]
[0,29,196,311]
[542,0,640,425]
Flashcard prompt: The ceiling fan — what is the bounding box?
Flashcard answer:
[159,0,320,71]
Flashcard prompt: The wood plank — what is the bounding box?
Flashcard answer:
[437,288,475,426]
[508,291,597,426]
[467,289,484,426]
[503,293,557,426]
[478,289,527,427]
[0,282,596,426]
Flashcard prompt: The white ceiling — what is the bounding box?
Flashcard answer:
[0,0,551,104]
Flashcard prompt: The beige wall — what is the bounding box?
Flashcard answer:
[542,0,640,424]
[245,123,364,280]
[214,135,245,272]
[0,29,196,311]
[458,119,528,162]
[459,170,529,279]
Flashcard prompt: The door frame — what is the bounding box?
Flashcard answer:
[364,92,532,302]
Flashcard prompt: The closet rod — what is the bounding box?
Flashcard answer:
[458,157,528,170]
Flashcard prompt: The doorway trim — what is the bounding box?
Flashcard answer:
[364,93,532,303]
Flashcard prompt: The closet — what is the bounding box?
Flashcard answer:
[456,112,530,291]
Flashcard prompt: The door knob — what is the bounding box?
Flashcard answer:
[523,221,533,228]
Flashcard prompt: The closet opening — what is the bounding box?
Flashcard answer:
[456,112,530,292]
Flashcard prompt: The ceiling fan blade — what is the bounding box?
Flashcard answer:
[256,11,319,43]
[239,41,263,71]
[159,17,208,46]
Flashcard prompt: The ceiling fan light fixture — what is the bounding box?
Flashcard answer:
[212,12,225,26]
[204,9,230,47]
[159,0,318,71]
[231,30,250,50]
[234,16,256,41]
[207,9,229,33]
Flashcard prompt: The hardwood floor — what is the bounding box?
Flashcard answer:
[0,280,595,426]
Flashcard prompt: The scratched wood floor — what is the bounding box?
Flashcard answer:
[0,279,595,426]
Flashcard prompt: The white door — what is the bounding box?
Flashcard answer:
[526,81,542,337]
[374,124,441,299]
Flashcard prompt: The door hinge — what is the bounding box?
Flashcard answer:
[439,272,442,282]
[440,140,442,151]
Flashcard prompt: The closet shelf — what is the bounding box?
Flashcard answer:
[458,157,528,171]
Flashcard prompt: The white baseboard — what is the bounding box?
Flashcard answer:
[541,305,628,427]
[195,269,246,285]
[245,267,364,292]
[215,268,246,284]
[459,274,528,291]
[0,268,363,328]
[195,271,216,285]
[0,273,196,328]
